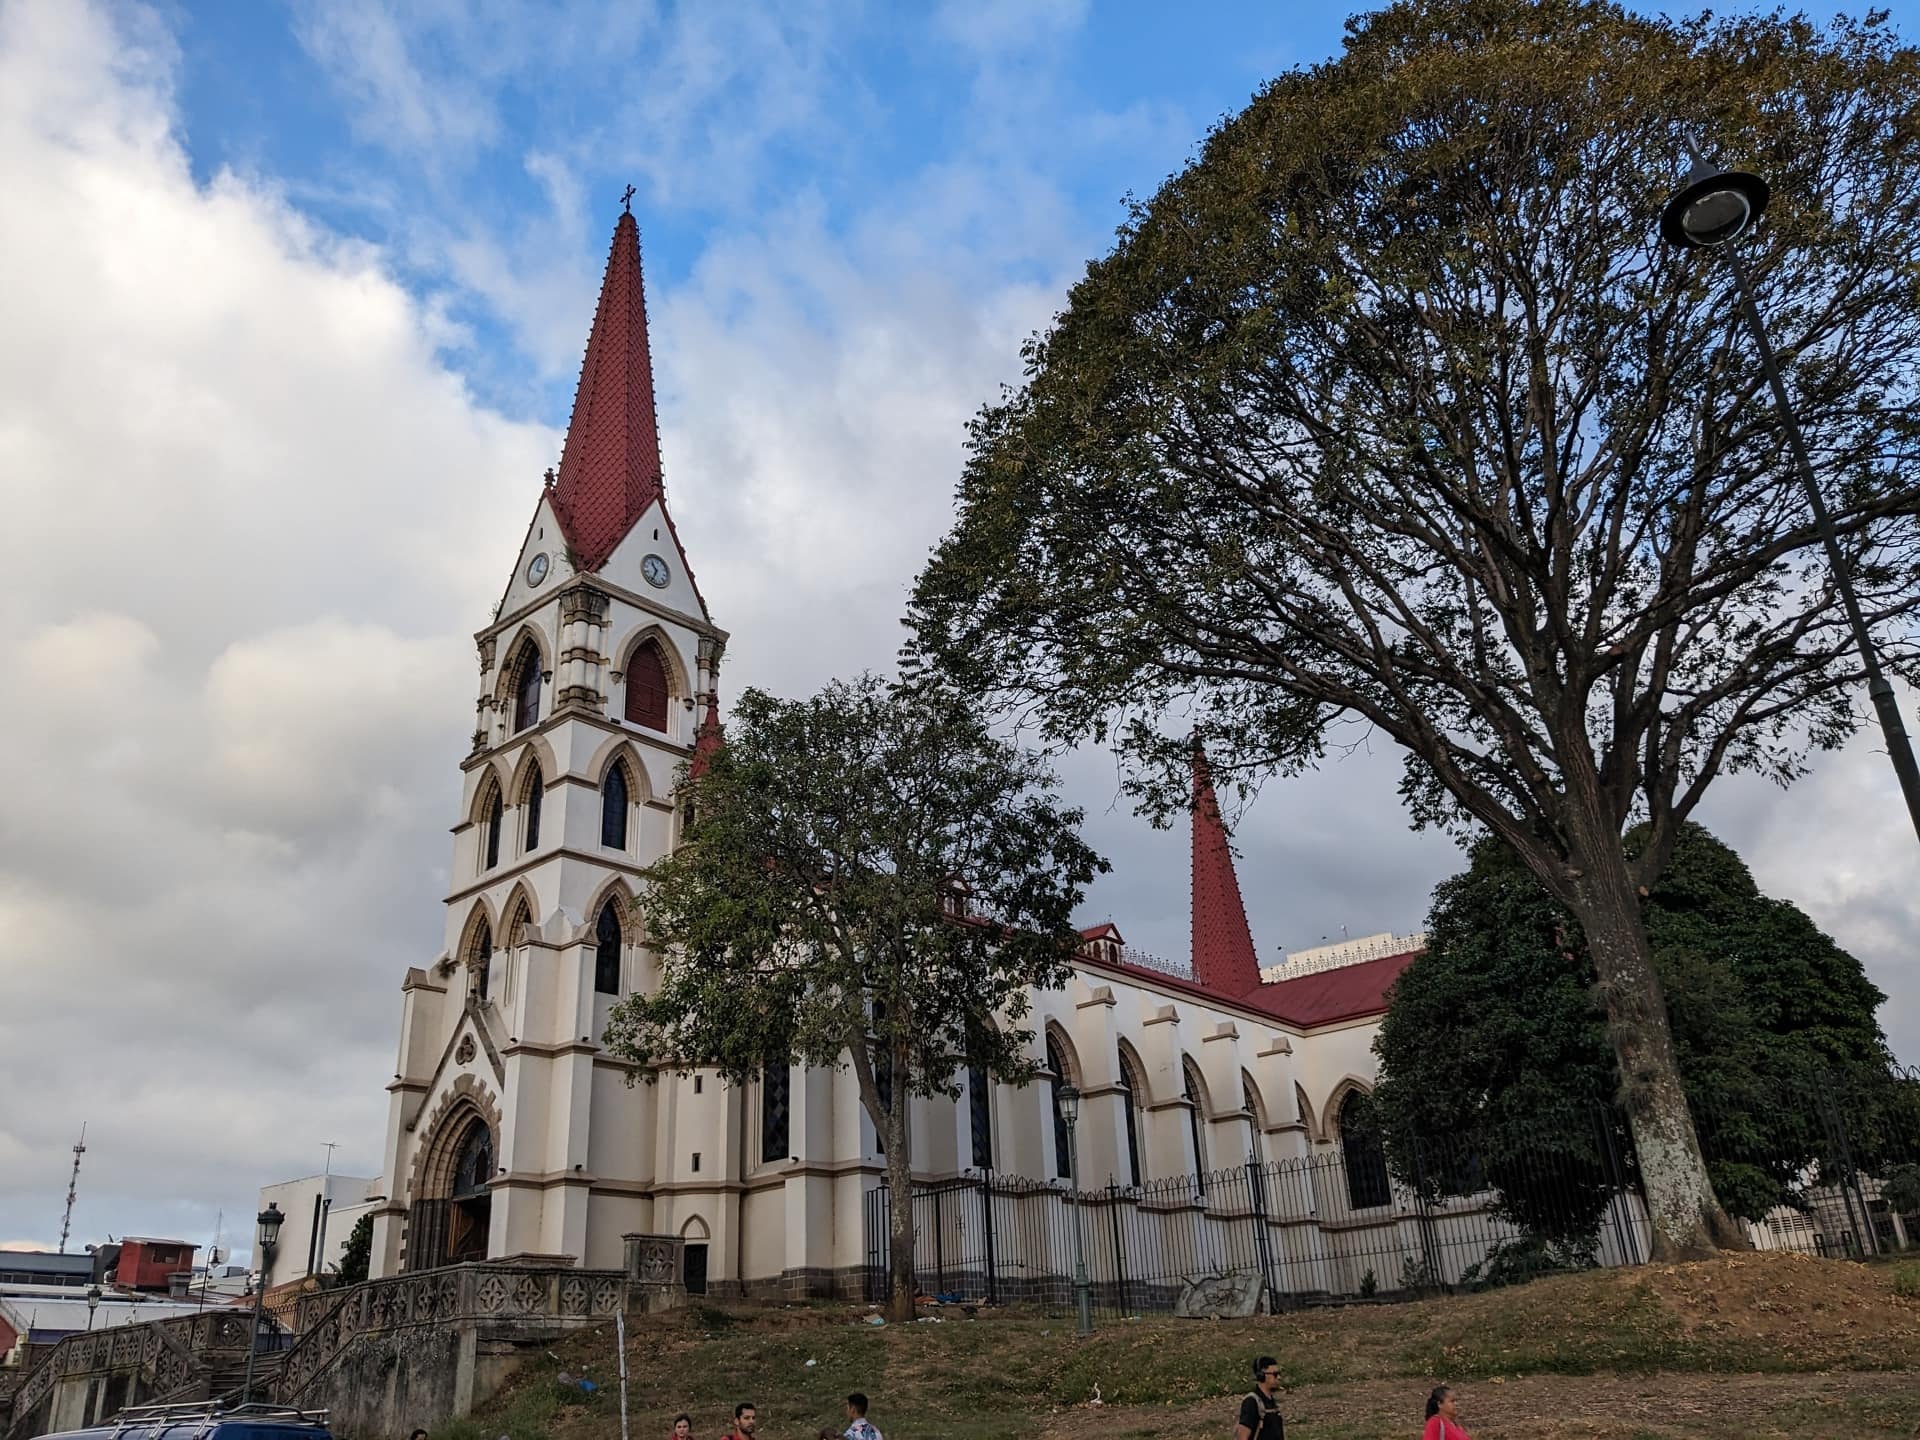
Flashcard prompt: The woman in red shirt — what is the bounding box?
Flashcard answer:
[1422,1385,1471,1439]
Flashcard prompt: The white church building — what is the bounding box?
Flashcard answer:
[361,209,1423,1299]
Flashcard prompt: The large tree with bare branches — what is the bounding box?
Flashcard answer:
[910,0,1920,1257]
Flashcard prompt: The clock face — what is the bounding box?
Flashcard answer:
[526,552,550,587]
[641,553,670,588]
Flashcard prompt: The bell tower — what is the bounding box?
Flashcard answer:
[369,204,728,1278]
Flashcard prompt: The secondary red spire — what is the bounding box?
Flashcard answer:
[552,205,664,572]
[688,694,723,781]
[1190,740,1262,997]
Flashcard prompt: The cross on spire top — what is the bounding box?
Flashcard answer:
[620,183,636,214]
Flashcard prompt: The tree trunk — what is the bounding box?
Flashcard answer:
[885,1053,915,1322]
[1567,850,1749,1260]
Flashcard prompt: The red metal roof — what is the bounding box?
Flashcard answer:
[1190,742,1262,996]
[1082,946,1418,1030]
[1247,949,1419,1027]
[552,210,664,573]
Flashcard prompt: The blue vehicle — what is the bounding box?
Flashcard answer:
[43,1403,332,1440]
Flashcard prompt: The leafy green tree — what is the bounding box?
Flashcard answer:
[330,1214,372,1289]
[911,0,1920,1257]
[1370,824,1898,1240]
[601,674,1106,1319]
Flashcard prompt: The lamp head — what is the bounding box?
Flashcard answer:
[256,1202,284,1254]
[1056,1082,1081,1126]
[1661,161,1769,250]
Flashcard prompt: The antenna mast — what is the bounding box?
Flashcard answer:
[58,1123,87,1254]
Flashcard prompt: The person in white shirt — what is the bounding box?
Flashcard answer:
[818,1391,882,1440]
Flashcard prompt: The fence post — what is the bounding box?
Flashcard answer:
[932,1186,947,1295]
[1596,1105,1642,1268]
[980,1169,998,1305]
[1246,1155,1279,1312]
[1107,1180,1129,1317]
[1405,1130,1441,1295]
[1819,1085,1878,1257]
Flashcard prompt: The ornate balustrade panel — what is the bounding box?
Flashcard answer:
[2,1307,246,1440]
[274,1262,625,1406]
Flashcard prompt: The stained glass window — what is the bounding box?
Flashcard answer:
[601,764,629,849]
[512,642,541,732]
[968,1065,992,1170]
[762,1065,791,1163]
[594,901,621,995]
[483,786,503,869]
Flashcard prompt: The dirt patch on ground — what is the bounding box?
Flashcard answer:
[1625,1252,1920,1349]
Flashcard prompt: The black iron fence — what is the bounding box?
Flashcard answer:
[862,1070,1920,1316]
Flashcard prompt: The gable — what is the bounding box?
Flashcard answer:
[597,496,709,620]
[495,495,577,621]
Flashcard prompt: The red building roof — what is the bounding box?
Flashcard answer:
[1069,743,1418,1029]
[552,210,665,572]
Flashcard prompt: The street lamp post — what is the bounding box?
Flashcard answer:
[242,1203,284,1406]
[1661,152,1920,847]
[85,1284,101,1333]
[1055,1084,1093,1335]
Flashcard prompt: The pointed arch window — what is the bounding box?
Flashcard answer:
[601,763,630,849]
[624,640,670,732]
[523,767,543,852]
[483,785,504,870]
[968,1065,993,1171]
[512,642,542,732]
[1045,1036,1072,1180]
[761,1064,791,1163]
[1183,1059,1210,1193]
[469,918,493,1003]
[452,1122,494,1199]
[1243,1072,1267,1166]
[1117,1045,1143,1188]
[594,901,622,995]
[1341,1091,1391,1210]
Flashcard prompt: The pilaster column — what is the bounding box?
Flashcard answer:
[557,585,610,711]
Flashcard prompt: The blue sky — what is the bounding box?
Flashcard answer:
[3,0,1918,1253]
[160,1,1340,421]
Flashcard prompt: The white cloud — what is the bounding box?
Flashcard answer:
[0,0,548,1249]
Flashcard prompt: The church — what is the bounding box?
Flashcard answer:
[364,209,1422,1298]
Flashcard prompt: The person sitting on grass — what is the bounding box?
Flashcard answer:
[668,1414,693,1439]
[818,1391,882,1440]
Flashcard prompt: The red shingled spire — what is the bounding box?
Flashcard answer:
[552,207,664,572]
[1190,740,1262,997]
[688,693,723,781]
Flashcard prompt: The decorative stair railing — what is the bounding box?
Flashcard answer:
[272,1261,626,1408]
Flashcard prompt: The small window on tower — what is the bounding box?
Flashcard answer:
[523,767,543,852]
[512,641,542,732]
[601,763,630,849]
[483,786,504,870]
[594,900,622,995]
[624,640,670,731]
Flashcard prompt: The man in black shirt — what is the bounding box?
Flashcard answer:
[1235,1356,1284,1439]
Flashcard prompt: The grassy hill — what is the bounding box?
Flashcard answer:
[449,1254,1920,1440]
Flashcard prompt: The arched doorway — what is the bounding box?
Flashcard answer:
[407,1106,497,1270]
[446,1119,495,1263]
